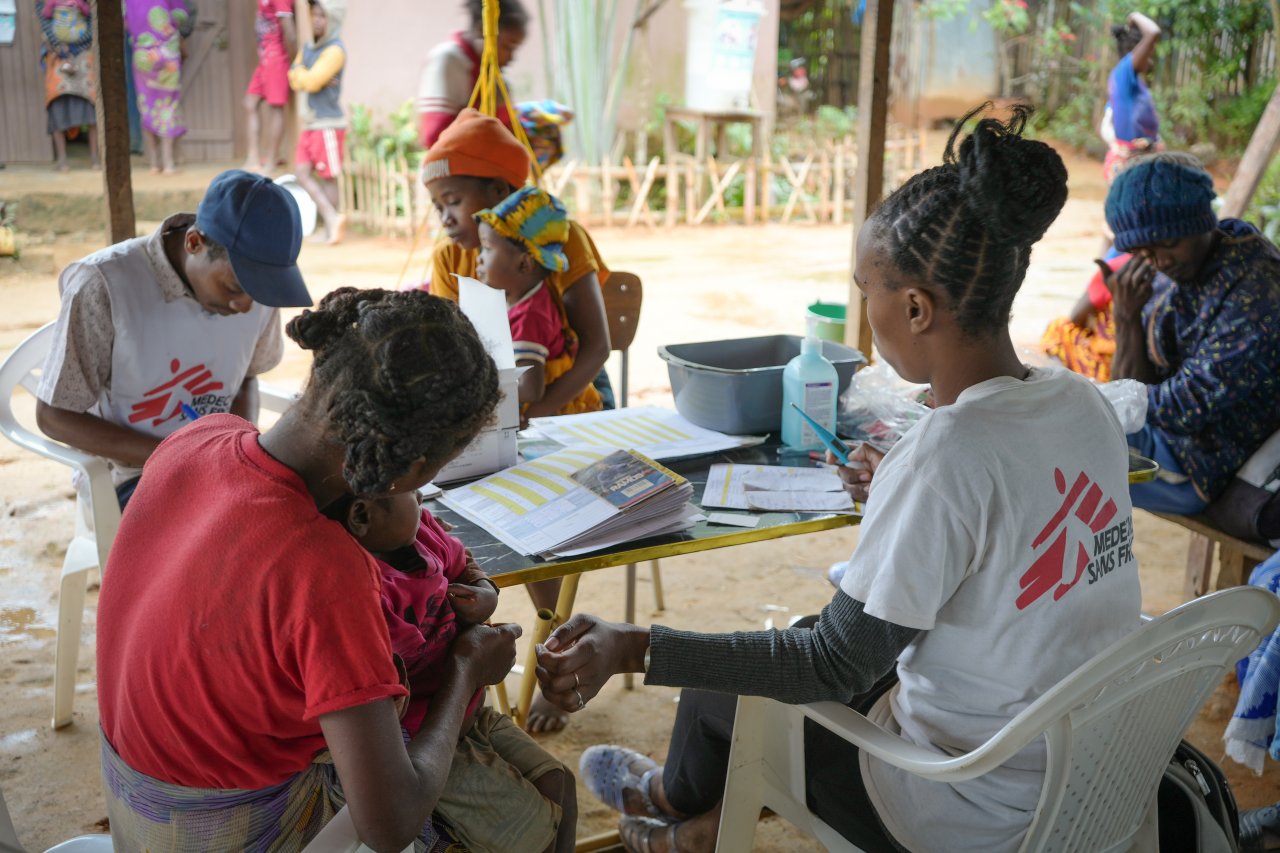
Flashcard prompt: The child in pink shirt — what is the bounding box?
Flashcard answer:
[326,490,575,853]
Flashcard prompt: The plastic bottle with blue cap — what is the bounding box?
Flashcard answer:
[781,335,838,451]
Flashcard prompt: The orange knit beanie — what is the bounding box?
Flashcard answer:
[421,109,531,189]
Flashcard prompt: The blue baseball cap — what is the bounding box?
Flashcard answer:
[195,170,312,308]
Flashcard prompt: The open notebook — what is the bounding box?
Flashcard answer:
[439,446,699,558]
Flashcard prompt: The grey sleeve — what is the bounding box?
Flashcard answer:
[644,590,920,705]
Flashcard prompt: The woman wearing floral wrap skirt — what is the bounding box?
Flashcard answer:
[123,0,193,174]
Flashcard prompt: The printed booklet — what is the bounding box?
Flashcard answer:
[439,446,698,558]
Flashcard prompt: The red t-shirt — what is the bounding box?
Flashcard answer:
[97,415,406,790]
[255,0,294,64]
[378,511,481,733]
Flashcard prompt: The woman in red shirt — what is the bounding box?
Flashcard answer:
[96,288,525,851]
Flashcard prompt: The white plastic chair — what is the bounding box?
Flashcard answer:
[0,323,122,730]
[717,585,1280,852]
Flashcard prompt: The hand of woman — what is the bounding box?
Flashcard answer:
[830,442,886,503]
[452,622,522,689]
[534,614,648,712]
[1102,256,1155,322]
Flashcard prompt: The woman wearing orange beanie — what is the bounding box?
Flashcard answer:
[423,109,614,732]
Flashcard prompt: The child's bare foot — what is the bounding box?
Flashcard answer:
[328,213,347,244]
[149,165,162,175]
[54,161,70,173]
[241,159,265,174]
[526,692,570,733]
[161,167,180,176]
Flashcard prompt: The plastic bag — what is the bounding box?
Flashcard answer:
[837,361,931,449]
[1096,379,1148,434]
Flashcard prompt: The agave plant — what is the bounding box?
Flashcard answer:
[538,0,645,164]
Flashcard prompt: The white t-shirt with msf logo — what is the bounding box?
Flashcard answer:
[840,366,1141,853]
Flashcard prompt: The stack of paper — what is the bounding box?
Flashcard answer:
[703,463,862,514]
[440,446,700,558]
[529,407,764,461]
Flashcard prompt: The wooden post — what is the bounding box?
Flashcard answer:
[846,0,894,359]
[1219,84,1280,218]
[92,0,135,243]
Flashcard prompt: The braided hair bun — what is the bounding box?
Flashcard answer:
[950,103,1067,247]
[288,287,501,495]
[868,102,1068,336]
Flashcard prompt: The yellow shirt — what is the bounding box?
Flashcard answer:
[429,220,610,301]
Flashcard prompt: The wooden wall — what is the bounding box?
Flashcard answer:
[0,2,55,164]
[0,0,254,165]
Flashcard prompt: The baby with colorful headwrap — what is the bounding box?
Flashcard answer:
[517,100,573,169]
[474,185,602,416]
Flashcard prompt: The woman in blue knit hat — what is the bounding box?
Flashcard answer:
[1102,152,1280,515]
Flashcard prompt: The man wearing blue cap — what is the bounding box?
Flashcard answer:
[36,169,313,509]
[1100,152,1280,515]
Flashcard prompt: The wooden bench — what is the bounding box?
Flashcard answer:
[1148,511,1274,599]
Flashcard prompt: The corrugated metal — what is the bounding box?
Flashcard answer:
[0,3,55,164]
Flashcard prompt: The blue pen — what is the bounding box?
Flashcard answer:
[180,402,200,421]
[788,402,851,464]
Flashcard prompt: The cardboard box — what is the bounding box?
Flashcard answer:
[434,276,520,484]
[434,367,520,483]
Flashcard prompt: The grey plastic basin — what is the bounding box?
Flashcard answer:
[658,335,867,435]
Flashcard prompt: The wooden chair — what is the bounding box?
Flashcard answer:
[600,272,664,684]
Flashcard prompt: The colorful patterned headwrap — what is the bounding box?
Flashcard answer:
[475,185,570,273]
[517,100,574,169]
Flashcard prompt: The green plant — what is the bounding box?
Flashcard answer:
[348,100,424,170]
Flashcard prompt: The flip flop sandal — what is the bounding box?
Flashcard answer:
[620,815,679,853]
[579,744,671,820]
[1241,803,1280,853]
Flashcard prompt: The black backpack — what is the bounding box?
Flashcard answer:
[1158,739,1240,853]
[1206,429,1280,547]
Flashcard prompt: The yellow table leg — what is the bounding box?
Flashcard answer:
[552,573,582,629]
[493,681,512,718]
[515,608,555,729]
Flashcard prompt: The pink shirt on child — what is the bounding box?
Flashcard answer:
[509,282,571,366]
[378,509,484,733]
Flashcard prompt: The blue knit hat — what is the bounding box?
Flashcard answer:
[1104,159,1217,252]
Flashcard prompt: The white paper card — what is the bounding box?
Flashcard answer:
[706,512,761,528]
[456,274,515,370]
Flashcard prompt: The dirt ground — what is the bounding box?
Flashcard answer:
[1,144,1278,850]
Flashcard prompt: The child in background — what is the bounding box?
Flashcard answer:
[288,0,347,244]
[325,489,577,853]
[243,0,294,174]
[476,186,603,415]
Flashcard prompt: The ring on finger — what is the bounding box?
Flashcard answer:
[574,689,585,710]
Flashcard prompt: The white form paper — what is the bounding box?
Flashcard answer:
[703,464,844,510]
[530,407,764,461]
[745,491,856,512]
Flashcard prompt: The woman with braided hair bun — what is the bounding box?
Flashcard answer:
[95,287,529,851]
[536,105,1140,853]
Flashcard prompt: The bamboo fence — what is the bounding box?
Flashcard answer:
[340,125,925,237]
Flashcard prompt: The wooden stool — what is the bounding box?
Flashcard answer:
[662,106,764,225]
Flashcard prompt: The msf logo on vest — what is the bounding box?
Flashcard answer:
[1017,468,1133,610]
[128,358,230,427]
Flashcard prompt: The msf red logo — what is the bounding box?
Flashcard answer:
[127,358,224,427]
[1017,469,1118,610]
